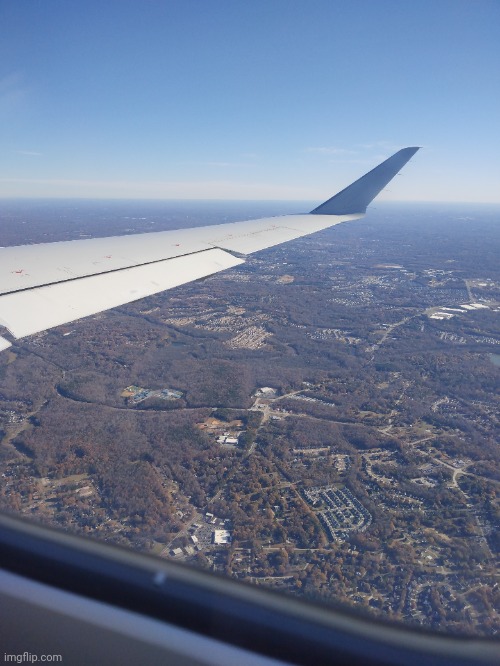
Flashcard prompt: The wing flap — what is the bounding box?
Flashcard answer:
[0,249,243,339]
[0,229,212,296]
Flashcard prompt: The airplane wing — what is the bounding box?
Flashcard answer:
[0,147,419,349]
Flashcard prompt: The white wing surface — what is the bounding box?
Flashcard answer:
[0,250,244,339]
[0,148,419,347]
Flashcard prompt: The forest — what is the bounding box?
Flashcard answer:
[1,201,499,637]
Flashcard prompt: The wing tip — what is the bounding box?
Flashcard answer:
[0,336,12,352]
[311,146,420,215]
[400,146,421,155]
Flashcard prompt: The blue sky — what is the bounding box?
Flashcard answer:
[1,0,499,202]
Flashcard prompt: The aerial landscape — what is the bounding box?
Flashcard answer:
[1,2,500,659]
[0,199,498,637]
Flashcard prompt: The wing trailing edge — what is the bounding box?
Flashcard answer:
[0,250,244,339]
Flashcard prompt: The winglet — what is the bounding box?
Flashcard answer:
[310,147,420,215]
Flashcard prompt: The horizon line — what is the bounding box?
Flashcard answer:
[1,196,500,206]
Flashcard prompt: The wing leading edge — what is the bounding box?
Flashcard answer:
[0,147,419,346]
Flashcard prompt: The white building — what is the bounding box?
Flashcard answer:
[213,529,231,545]
[257,387,276,396]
